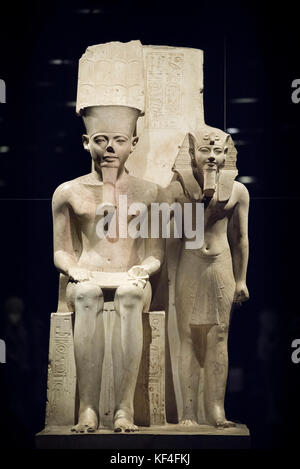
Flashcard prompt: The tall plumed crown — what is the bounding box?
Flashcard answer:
[76,40,145,115]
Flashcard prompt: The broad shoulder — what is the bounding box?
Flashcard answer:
[157,180,186,204]
[126,174,160,201]
[232,181,250,205]
[52,174,91,206]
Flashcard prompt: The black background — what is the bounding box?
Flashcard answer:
[0,0,299,450]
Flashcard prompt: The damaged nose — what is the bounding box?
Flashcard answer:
[106,144,114,153]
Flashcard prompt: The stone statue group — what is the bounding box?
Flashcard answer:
[51,41,249,433]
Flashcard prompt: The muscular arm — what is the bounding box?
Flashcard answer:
[52,184,79,277]
[142,237,165,276]
[228,182,250,302]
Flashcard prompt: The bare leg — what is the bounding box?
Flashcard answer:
[204,323,236,428]
[112,283,144,432]
[175,253,202,426]
[71,282,104,433]
[178,332,200,426]
[111,300,123,418]
[176,303,200,425]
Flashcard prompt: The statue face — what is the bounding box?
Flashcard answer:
[194,142,226,174]
[85,131,138,172]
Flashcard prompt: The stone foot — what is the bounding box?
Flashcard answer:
[179,419,199,427]
[215,419,237,428]
[71,408,98,433]
[114,417,139,433]
[207,404,237,428]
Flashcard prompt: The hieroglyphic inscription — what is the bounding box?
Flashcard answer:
[145,53,184,129]
[46,313,76,426]
[148,312,166,425]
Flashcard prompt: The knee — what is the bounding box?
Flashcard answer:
[115,283,144,308]
[75,282,103,308]
[178,323,193,345]
[180,333,194,348]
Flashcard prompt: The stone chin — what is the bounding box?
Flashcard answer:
[100,159,121,169]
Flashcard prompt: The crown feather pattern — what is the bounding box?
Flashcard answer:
[76,40,145,115]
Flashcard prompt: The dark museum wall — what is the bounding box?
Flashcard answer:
[0,0,299,449]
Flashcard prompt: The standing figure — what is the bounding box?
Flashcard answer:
[174,125,250,427]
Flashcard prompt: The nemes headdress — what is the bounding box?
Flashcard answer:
[193,126,229,148]
[173,124,238,202]
[76,40,145,136]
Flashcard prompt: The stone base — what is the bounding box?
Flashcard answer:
[36,424,250,449]
[46,310,166,428]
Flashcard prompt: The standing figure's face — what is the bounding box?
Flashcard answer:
[83,131,138,172]
[194,142,226,175]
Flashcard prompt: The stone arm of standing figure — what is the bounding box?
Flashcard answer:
[52,184,90,282]
[228,182,250,303]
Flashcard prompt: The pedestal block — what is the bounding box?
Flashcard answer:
[36,424,250,449]
[46,309,166,429]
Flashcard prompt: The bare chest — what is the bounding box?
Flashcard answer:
[69,184,151,235]
[204,196,235,224]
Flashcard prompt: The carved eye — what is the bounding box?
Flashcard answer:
[95,138,106,145]
[214,147,223,154]
[198,147,210,153]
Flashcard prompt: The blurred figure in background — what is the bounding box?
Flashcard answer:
[0,297,33,447]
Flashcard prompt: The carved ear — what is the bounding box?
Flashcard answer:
[82,134,90,152]
[223,134,230,155]
[131,136,139,153]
